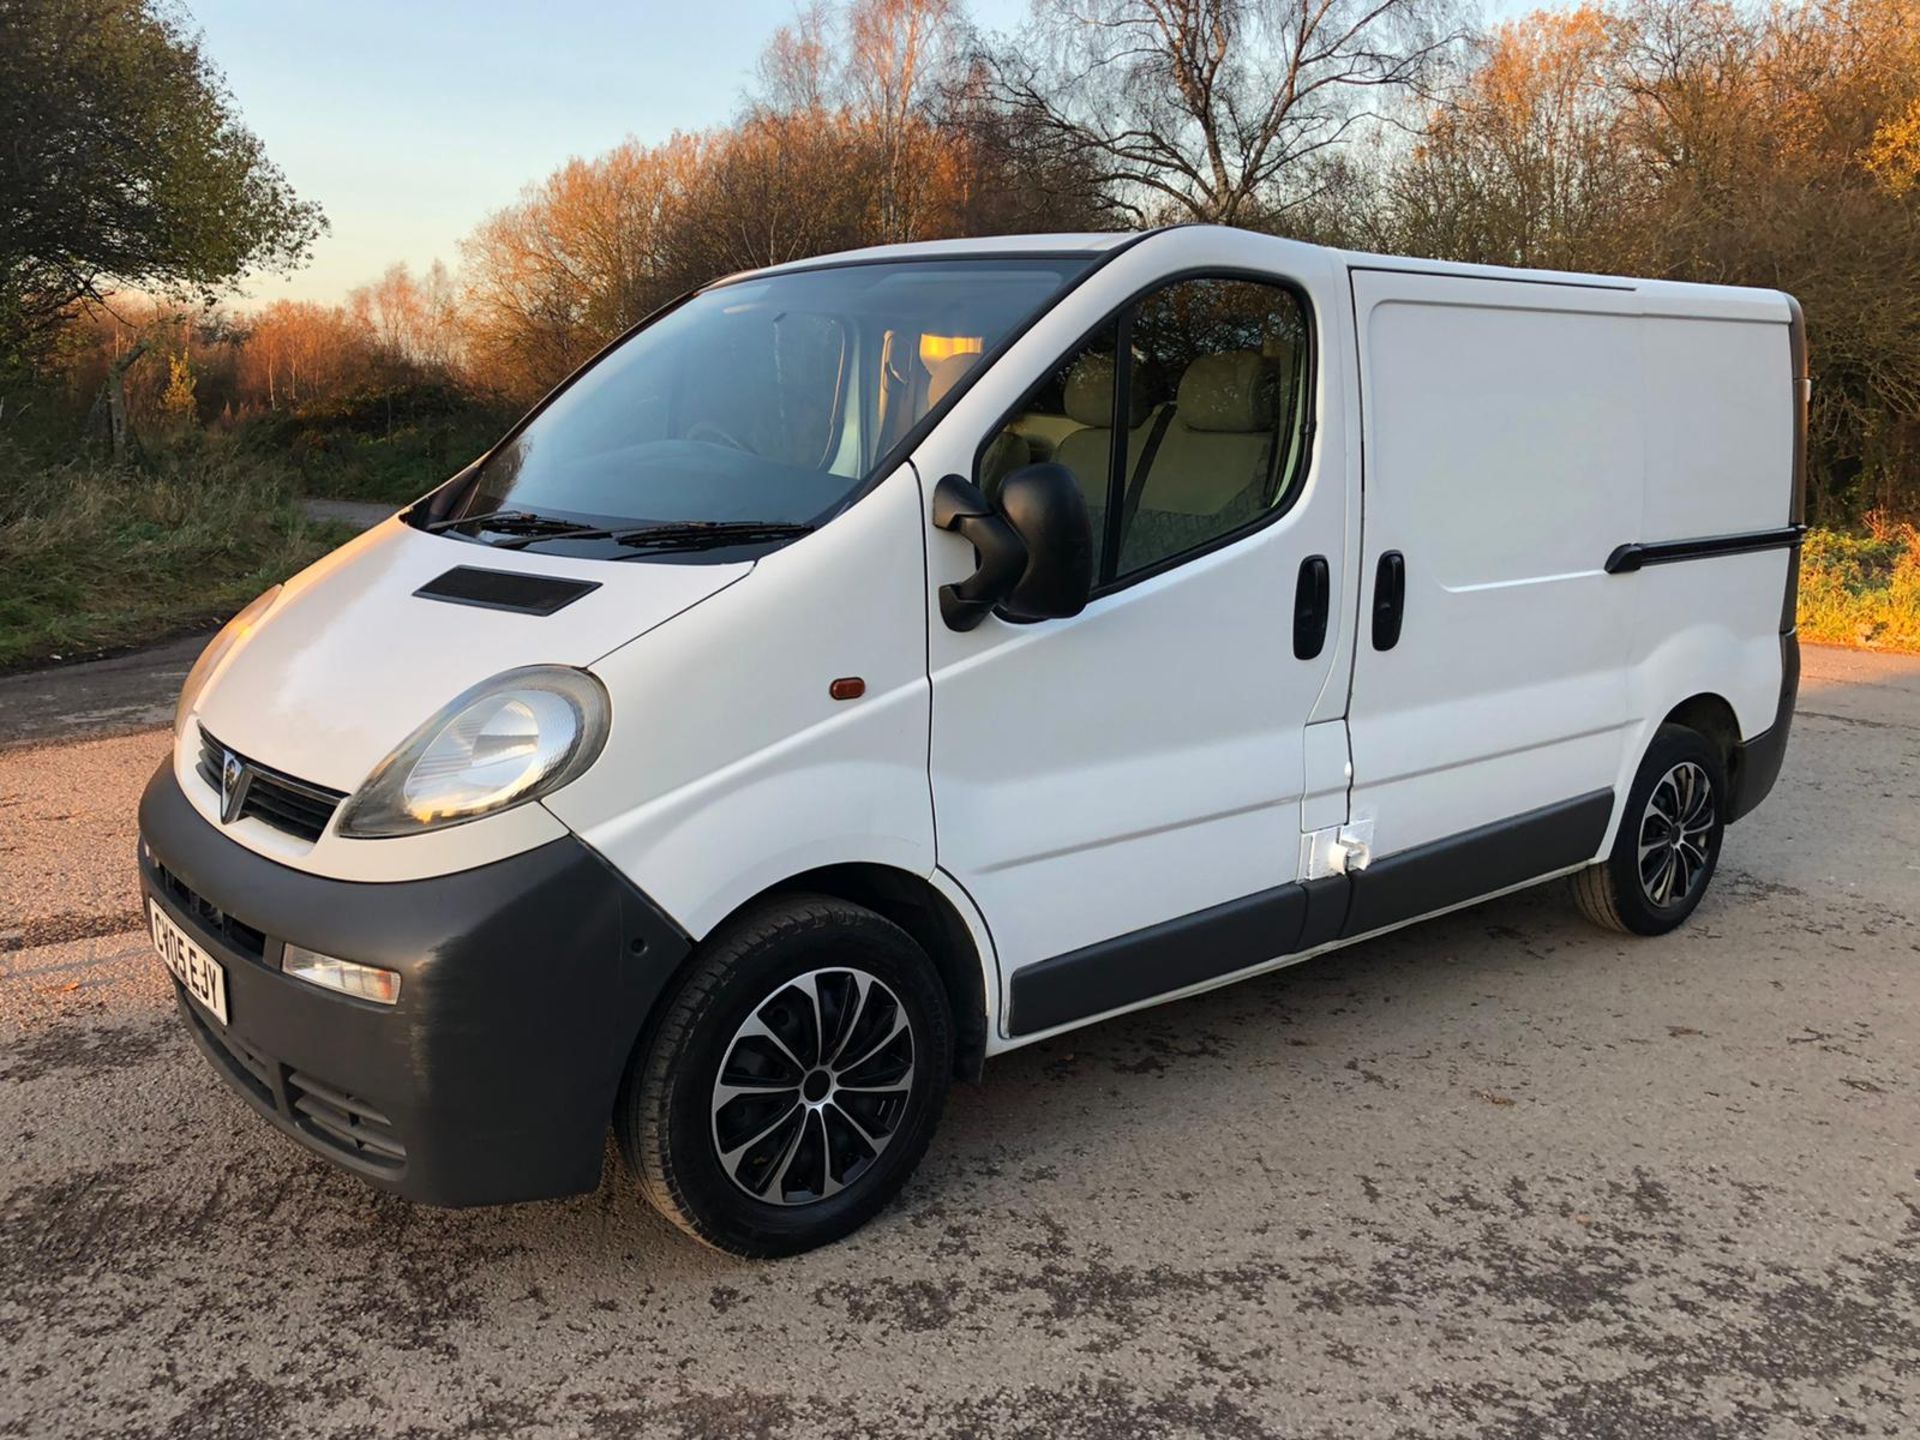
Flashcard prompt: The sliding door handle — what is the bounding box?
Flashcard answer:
[1371,550,1405,651]
[1293,554,1330,659]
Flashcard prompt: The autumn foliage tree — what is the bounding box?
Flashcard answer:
[458,0,1107,403]
[18,0,1920,519]
[1369,0,1920,519]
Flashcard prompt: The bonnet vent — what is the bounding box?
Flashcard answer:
[413,566,601,616]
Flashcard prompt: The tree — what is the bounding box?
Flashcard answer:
[161,351,197,427]
[1377,6,1655,272]
[348,261,463,373]
[235,300,370,411]
[0,0,325,357]
[460,138,703,400]
[987,0,1462,225]
[756,0,965,242]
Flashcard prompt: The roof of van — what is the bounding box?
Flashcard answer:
[730,227,1792,315]
[724,232,1140,282]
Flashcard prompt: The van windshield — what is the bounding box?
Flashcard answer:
[428,256,1094,554]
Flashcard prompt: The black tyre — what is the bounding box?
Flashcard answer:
[617,894,953,1257]
[1573,723,1727,936]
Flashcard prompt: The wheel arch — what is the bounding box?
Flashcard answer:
[618,861,995,1118]
[756,864,991,1082]
[1661,691,1742,791]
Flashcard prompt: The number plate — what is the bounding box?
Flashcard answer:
[150,900,229,1026]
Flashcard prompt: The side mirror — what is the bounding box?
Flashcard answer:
[932,466,1094,631]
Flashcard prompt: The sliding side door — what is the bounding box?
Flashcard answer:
[1342,267,1644,936]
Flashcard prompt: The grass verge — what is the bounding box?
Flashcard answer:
[0,439,349,673]
[1798,523,1920,652]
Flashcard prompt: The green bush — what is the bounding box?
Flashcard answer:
[238,382,513,505]
[0,438,349,672]
[1799,524,1920,652]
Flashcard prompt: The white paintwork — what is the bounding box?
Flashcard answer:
[181,516,749,882]
[735,232,1135,281]
[1345,271,1646,857]
[198,226,1795,1061]
[545,463,934,939]
[918,228,1354,991]
[1345,264,1791,866]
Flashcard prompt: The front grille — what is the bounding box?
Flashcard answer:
[152,859,267,960]
[197,727,346,843]
[287,1072,406,1168]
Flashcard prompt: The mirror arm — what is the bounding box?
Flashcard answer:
[932,474,1028,632]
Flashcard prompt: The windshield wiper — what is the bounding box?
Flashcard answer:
[435,514,815,553]
[423,509,588,538]
[610,520,816,553]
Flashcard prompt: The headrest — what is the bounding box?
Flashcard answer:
[1063,353,1149,429]
[927,353,979,408]
[1176,351,1277,433]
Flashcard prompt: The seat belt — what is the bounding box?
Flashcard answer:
[1118,405,1177,545]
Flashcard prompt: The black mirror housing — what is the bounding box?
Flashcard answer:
[933,466,1094,631]
[996,463,1094,622]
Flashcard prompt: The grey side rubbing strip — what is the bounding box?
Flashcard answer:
[1007,790,1619,1038]
[1341,790,1615,939]
[1009,881,1317,1036]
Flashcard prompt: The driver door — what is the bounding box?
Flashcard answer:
[916,237,1357,1040]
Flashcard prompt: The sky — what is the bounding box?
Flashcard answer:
[191,0,1028,305]
[189,0,1535,307]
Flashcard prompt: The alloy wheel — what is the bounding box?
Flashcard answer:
[1638,760,1716,908]
[710,967,916,1206]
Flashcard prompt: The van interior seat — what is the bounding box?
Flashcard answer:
[1008,411,1081,462]
[1119,350,1280,571]
[1052,352,1157,529]
[929,352,1030,496]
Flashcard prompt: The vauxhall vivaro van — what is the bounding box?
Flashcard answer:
[140,226,1804,1255]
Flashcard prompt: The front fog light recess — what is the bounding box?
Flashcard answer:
[283,945,402,1005]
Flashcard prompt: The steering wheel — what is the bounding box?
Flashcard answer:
[686,418,751,452]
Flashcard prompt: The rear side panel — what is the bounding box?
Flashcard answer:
[1344,265,1796,921]
[1608,290,1797,828]
[1621,298,1795,739]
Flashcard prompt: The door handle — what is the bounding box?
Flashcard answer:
[1293,554,1330,660]
[1371,550,1405,650]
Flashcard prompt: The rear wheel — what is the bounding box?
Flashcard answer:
[618,894,952,1257]
[1573,723,1727,936]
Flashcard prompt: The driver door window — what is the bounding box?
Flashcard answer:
[977,277,1310,587]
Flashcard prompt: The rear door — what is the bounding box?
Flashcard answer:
[1342,267,1645,935]
[917,233,1359,1040]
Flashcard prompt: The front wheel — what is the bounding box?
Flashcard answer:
[1573,723,1727,936]
[617,895,953,1257]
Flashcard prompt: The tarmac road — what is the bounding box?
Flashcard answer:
[2,644,1916,1438]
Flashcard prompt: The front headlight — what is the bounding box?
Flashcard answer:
[174,586,282,736]
[336,666,610,838]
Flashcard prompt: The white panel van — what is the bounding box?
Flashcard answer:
[139,227,1804,1255]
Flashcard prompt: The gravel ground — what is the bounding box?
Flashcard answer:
[1,645,1916,1439]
